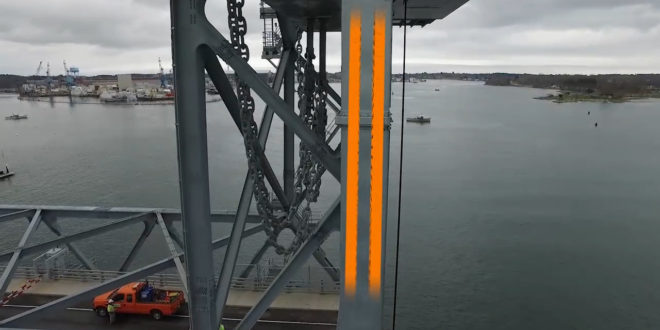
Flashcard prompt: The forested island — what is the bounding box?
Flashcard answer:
[391,72,660,103]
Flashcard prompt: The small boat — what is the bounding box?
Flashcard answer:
[406,115,431,123]
[434,88,440,91]
[0,172,14,180]
[5,114,28,120]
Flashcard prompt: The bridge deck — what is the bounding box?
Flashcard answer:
[5,278,338,311]
[2,278,338,329]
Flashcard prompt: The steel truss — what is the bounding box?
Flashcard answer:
[0,205,263,327]
[169,1,346,328]
[1,0,396,328]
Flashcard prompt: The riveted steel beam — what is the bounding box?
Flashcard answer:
[171,0,216,327]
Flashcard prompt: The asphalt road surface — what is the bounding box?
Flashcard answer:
[0,305,336,330]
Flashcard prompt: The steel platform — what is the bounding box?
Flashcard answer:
[263,0,469,31]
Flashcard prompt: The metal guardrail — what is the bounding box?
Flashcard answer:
[0,264,340,294]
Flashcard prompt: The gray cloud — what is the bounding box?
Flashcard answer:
[0,0,658,75]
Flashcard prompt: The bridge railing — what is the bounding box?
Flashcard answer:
[0,264,340,294]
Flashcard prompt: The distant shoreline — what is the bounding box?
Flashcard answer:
[532,91,660,103]
[476,73,660,103]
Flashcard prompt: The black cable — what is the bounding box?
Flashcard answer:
[392,1,407,329]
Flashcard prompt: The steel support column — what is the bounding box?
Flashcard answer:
[0,210,41,296]
[171,0,216,328]
[119,219,156,271]
[281,18,296,201]
[337,1,393,328]
[236,199,341,330]
[320,20,327,95]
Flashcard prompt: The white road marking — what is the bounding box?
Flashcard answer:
[0,304,337,326]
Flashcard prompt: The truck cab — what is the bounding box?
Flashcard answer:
[93,281,185,320]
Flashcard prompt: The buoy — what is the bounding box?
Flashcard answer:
[588,111,590,115]
[595,122,598,127]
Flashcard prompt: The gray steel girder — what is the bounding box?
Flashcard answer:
[171,0,216,326]
[0,205,261,223]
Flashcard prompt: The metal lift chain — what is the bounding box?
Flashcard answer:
[227,0,287,253]
[227,1,327,255]
[281,25,328,251]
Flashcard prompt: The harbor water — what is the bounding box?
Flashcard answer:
[2,80,660,329]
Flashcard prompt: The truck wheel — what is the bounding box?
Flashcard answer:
[150,309,163,320]
[96,307,107,317]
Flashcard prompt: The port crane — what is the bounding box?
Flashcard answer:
[35,61,43,76]
[45,62,52,91]
[63,60,76,87]
[158,57,167,88]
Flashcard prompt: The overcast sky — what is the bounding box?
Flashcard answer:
[0,0,658,75]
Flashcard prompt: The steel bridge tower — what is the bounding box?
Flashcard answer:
[0,0,469,329]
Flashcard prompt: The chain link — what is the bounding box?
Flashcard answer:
[226,2,328,255]
[227,0,290,253]
[283,26,328,250]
